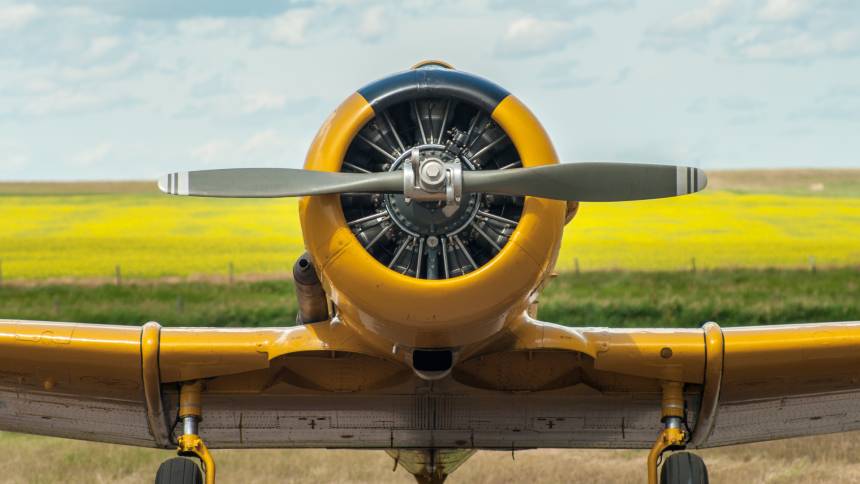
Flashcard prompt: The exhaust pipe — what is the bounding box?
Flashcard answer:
[293,253,329,324]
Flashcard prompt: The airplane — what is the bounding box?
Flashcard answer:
[0,60,856,484]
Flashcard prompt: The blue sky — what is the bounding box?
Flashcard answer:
[0,0,858,180]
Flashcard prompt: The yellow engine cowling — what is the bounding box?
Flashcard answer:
[299,66,567,351]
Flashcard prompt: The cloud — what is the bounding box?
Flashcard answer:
[0,4,41,31]
[667,0,734,31]
[495,17,591,58]
[86,36,121,59]
[357,5,387,41]
[488,0,634,16]
[71,142,112,167]
[177,17,228,36]
[643,0,735,50]
[268,8,315,45]
[20,90,132,116]
[0,138,31,174]
[538,60,598,89]
[26,0,302,20]
[720,96,767,112]
[732,28,860,62]
[612,66,631,84]
[191,140,230,164]
[242,91,288,113]
[60,53,141,82]
[241,129,280,153]
[758,0,812,22]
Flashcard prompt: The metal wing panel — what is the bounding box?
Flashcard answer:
[0,319,360,449]
[0,319,155,446]
[699,321,860,447]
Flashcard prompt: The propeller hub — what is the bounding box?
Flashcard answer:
[386,145,479,238]
[403,146,463,205]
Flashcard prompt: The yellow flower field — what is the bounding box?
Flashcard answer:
[0,187,859,281]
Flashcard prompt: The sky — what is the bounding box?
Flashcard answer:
[0,0,858,180]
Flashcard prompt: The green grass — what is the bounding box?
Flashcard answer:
[2,269,858,328]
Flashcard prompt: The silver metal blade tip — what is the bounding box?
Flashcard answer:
[157,174,169,194]
[696,168,709,191]
[157,172,189,195]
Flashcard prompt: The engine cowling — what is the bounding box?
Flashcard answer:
[299,63,567,350]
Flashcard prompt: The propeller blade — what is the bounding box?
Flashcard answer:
[462,162,707,202]
[157,168,402,198]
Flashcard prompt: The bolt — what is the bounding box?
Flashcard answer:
[426,236,439,248]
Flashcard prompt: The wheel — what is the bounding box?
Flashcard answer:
[660,452,709,484]
[155,457,203,484]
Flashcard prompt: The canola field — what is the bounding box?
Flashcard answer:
[0,171,859,281]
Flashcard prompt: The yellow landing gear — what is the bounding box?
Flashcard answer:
[647,382,708,484]
[156,381,216,484]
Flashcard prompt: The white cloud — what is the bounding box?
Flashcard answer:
[734,29,860,61]
[242,91,287,113]
[0,4,41,31]
[21,90,119,116]
[61,53,140,82]
[241,129,280,153]
[71,142,112,167]
[191,140,230,164]
[86,36,121,59]
[666,0,734,32]
[496,17,591,58]
[643,0,735,50]
[358,5,387,41]
[758,0,811,22]
[0,153,29,172]
[268,8,315,45]
[178,17,228,36]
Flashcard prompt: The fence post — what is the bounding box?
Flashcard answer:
[229,261,235,285]
[575,258,580,275]
[115,265,122,286]
[176,295,184,313]
[691,257,697,273]
[809,256,816,274]
[0,259,3,287]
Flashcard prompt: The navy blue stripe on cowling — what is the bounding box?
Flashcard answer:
[357,68,510,113]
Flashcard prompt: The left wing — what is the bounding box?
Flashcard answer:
[0,319,370,448]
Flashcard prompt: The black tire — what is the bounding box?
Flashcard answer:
[660,452,709,484]
[155,457,203,484]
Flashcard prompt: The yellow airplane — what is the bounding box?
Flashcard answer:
[0,61,854,484]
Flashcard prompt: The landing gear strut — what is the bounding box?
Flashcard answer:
[648,381,709,484]
[156,381,216,484]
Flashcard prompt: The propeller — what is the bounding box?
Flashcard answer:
[462,162,707,202]
[158,162,707,202]
[158,168,401,198]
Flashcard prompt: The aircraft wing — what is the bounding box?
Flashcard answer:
[458,318,860,449]
[0,319,373,449]
[687,322,860,448]
[1,317,859,450]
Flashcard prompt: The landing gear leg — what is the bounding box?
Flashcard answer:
[647,381,710,483]
[157,381,216,484]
